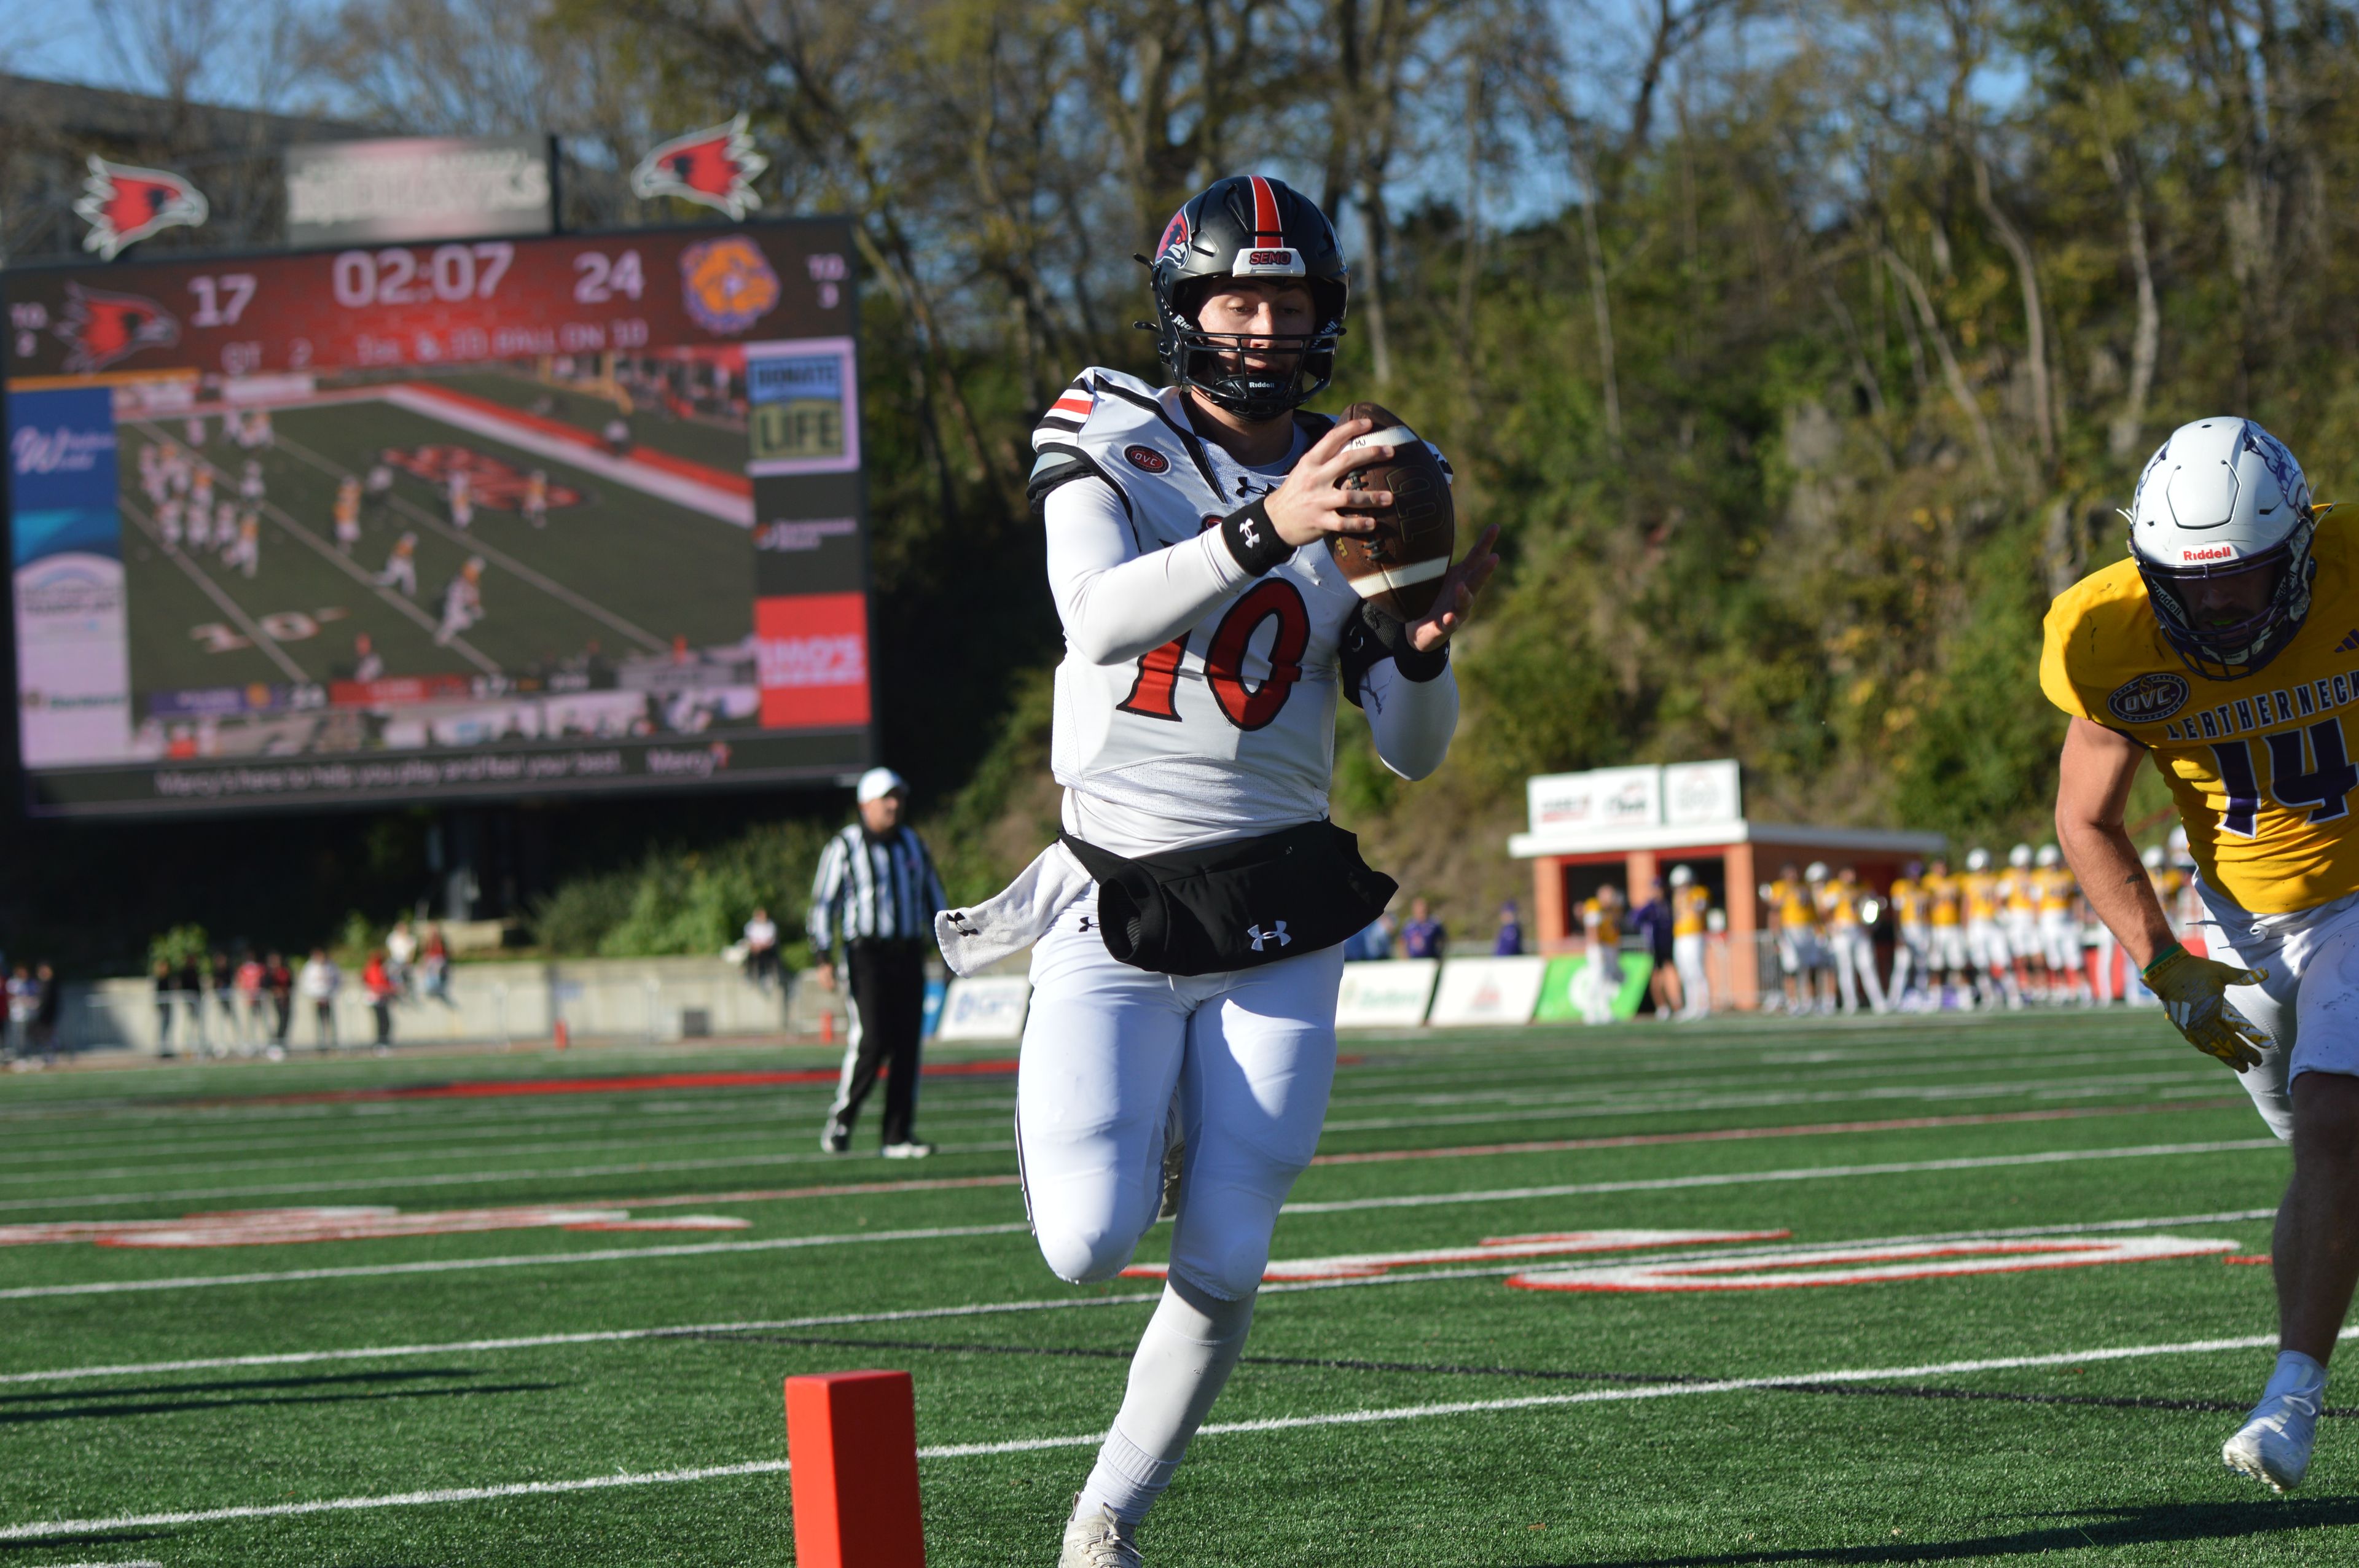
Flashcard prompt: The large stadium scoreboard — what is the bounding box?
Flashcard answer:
[3,220,873,816]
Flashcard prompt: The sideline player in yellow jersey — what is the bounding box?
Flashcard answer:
[1578,884,1625,1025]
[2045,416,2359,1492]
[1762,862,1825,1013]
[2001,844,2043,999]
[1923,857,1968,1005]
[1821,865,1886,1015]
[1960,848,2016,1007]
[2035,844,2091,1004]
[1887,862,1931,1009]
[1668,865,1712,1018]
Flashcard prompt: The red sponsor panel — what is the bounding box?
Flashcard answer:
[756,592,870,728]
[328,674,473,707]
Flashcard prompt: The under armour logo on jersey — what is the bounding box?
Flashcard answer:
[1247,921,1291,951]
[1078,915,1095,932]
[947,911,977,934]
[2337,629,2359,653]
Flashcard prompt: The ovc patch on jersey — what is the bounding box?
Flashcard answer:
[2107,671,2190,724]
[1124,443,1170,474]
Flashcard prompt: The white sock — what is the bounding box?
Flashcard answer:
[1074,1279,1255,1527]
[2266,1350,2328,1403]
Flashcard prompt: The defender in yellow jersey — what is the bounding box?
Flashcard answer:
[1922,857,1970,999]
[1761,862,1828,1013]
[1959,848,2016,1006]
[2047,416,2353,1493]
[1820,865,1887,1015]
[2033,844,2091,1003]
[1667,865,1712,1019]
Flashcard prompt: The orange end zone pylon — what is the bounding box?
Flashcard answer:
[785,1369,927,1567]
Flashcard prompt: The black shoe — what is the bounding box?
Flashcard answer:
[820,1120,851,1155]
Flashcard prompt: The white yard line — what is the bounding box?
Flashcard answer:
[0,1319,2324,1543]
[1280,1139,2282,1215]
[270,428,668,653]
[0,1222,1031,1301]
[0,1142,2280,1296]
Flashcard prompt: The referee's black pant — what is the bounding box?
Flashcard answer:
[826,940,927,1146]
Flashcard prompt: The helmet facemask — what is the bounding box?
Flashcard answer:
[2134,516,2317,681]
[1164,277,1344,423]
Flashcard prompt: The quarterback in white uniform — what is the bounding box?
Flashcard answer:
[937,174,1496,1568]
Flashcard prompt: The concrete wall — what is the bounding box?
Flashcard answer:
[60,956,856,1055]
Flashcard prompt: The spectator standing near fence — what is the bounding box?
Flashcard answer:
[299,948,340,1051]
[742,908,781,990]
[1401,898,1446,960]
[31,964,59,1063]
[152,959,178,1058]
[234,953,265,1053]
[420,927,455,1008]
[809,768,948,1158]
[362,951,396,1051]
[265,952,294,1049]
[386,919,418,997]
[1492,900,1524,957]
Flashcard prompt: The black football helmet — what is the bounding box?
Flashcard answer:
[1148,175,1348,421]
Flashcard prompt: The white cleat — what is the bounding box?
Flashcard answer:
[2224,1385,2322,1492]
[1059,1500,1142,1567]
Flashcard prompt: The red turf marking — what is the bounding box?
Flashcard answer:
[2223,1254,2274,1265]
[243,1059,1019,1107]
[623,1175,1023,1209]
[1304,1099,2245,1166]
[396,382,754,496]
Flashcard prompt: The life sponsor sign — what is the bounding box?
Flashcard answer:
[1426,956,1549,1027]
[934,975,1031,1041]
[1333,958,1439,1029]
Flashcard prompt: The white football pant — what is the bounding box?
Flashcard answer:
[1830,930,1885,1013]
[1581,944,1621,1024]
[2193,881,2359,1143]
[1672,933,1709,1018]
[1017,889,1342,1301]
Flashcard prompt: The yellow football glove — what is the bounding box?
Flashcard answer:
[2143,943,2272,1072]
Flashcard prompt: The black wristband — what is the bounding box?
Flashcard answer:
[1220,497,1292,576]
[1360,600,1450,682]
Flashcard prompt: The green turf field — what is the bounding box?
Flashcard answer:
[0,1011,2344,1565]
[115,388,754,701]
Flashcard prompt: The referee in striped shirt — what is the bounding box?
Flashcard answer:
[810,767,948,1157]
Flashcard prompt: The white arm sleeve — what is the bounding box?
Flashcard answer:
[1359,658,1458,781]
[1043,475,1250,663]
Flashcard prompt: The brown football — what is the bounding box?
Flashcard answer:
[1327,400,1456,620]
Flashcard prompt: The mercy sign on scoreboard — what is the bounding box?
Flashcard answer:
[3,220,874,816]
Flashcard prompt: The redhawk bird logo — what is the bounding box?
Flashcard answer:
[630,114,768,220]
[53,283,181,373]
[74,155,209,260]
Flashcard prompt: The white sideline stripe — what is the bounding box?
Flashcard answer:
[0,1207,2279,1385]
[1,1326,2331,1543]
[0,1222,1028,1301]
[0,1141,2277,1298]
[380,384,754,527]
[0,1143,1019,1214]
[1279,1139,2283,1214]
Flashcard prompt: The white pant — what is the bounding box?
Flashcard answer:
[1892,925,1930,995]
[2005,913,2041,962]
[2040,915,2081,974]
[1968,920,2010,972]
[1017,889,1343,1301]
[1931,926,1968,972]
[1581,943,1622,1024]
[1776,929,1824,975]
[1672,932,1709,1017]
[1830,929,1885,1013]
[2197,881,2359,1143]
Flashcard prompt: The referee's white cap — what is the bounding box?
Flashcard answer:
[855,766,907,803]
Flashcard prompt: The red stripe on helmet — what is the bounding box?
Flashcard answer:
[1249,176,1281,242]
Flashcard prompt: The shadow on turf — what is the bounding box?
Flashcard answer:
[1550,1496,2359,1566]
[0,1367,561,1424]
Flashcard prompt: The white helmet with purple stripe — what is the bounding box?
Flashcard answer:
[2127,417,2323,680]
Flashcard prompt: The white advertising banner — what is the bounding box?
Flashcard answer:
[1426,956,1549,1028]
[1334,959,1439,1030]
[285,136,553,244]
[1527,766,1662,836]
[1664,759,1743,828]
[934,976,1031,1041]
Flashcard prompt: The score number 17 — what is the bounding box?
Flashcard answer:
[187,273,256,327]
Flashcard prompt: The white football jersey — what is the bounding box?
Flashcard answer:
[1031,368,1446,857]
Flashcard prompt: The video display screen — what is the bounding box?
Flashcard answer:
[4,220,872,816]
